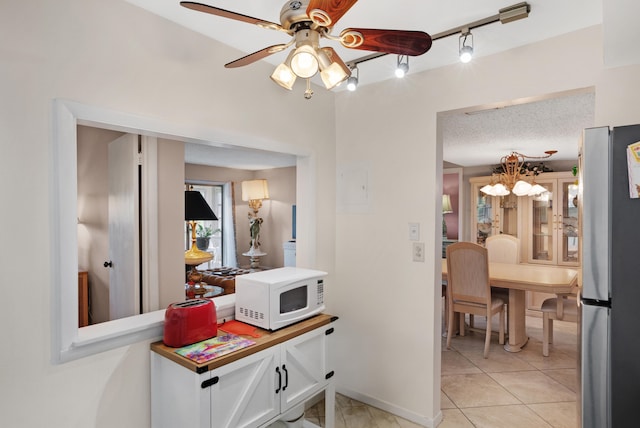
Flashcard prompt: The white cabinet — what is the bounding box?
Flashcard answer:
[469,172,580,313]
[151,315,336,428]
[521,172,579,312]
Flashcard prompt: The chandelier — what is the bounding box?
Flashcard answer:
[480,150,556,196]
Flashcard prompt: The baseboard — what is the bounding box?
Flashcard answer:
[336,387,443,428]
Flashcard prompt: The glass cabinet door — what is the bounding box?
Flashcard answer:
[559,179,580,264]
[471,179,520,245]
[475,191,493,245]
[500,193,519,237]
[530,182,555,263]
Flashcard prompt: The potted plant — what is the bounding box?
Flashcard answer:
[195,224,219,250]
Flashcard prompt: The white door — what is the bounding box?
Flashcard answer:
[108,133,140,320]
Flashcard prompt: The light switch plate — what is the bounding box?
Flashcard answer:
[409,223,420,241]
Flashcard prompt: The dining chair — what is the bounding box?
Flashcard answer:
[446,242,505,358]
[485,234,520,330]
[485,234,520,263]
[540,292,579,356]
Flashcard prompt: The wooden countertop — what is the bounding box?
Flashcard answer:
[151,313,337,374]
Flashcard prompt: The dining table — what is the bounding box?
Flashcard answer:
[441,259,579,352]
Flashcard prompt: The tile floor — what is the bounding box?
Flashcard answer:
[305,315,579,428]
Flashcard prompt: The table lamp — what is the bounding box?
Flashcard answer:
[241,179,269,270]
[185,190,218,274]
[442,194,453,239]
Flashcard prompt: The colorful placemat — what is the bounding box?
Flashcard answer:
[175,333,255,364]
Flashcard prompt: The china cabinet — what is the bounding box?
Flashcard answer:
[469,172,580,313]
[522,172,579,311]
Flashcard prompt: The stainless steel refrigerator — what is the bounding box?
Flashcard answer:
[579,125,640,428]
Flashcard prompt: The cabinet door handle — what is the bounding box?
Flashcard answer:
[275,367,281,394]
[282,364,288,391]
[201,376,219,389]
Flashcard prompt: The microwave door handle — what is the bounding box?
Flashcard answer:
[280,307,325,326]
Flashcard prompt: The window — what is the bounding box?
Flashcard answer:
[186,182,237,268]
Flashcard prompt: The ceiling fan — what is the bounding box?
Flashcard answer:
[180,0,433,98]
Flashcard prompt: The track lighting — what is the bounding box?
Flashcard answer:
[395,55,409,78]
[346,66,359,91]
[459,29,474,63]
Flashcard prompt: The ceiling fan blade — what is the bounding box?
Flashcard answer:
[180,1,290,34]
[340,28,432,56]
[306,0,358,27]
[224,44,289,68]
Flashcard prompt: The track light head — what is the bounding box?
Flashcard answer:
[459,30,474,63]
[395,55,409,78]
[347,66,359,91]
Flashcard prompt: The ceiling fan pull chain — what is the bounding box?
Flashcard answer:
[304,79,314,100]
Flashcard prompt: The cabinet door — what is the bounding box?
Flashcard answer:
[498,193,519,237]
[471,180,494,245]
[210,347,280,428]
[279,326,329,413]
[471,179,520,245]
[558,178,580,265]
[528,180,556,264]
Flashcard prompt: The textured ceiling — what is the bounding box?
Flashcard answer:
[442,91,595,167]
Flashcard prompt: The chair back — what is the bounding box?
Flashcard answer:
[446,242,491,305]
[485,234,520,264]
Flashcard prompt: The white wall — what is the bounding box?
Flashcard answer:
[331,25,640,425]
[3,1,640,427]
[0,0,334,427]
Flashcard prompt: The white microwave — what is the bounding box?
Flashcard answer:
[235,267,326,330]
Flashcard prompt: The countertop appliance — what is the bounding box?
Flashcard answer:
[235,267,326,330]
[163,299,217,347]
[579,125,640,427]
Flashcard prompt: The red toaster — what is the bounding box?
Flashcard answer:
[163,299,217,347]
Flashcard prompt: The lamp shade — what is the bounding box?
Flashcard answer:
[241,179,270,201]
[442,194,453,214]
[185,190,218,221]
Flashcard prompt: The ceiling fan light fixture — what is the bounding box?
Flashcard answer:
[318,47,350,90]
[395,55,409,78]
[270,49,297,90]
[290,44,319,78]
[270,62,297,90]
[459,30,474,63]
